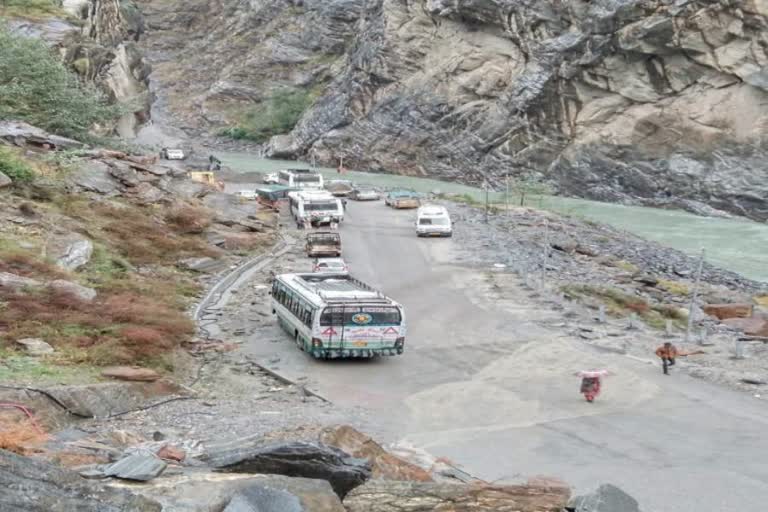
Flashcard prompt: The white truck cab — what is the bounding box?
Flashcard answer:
[416,205,452,237]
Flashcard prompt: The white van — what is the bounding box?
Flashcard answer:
[416,205,452,237]
[289,190,344,226]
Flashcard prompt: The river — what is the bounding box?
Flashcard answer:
[219,153,768,283]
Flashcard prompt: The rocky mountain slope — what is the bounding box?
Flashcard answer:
[133,0,768,221]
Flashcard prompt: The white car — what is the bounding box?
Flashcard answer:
[235,190,257,200]
[350,188,380,201]
[160,148,186,160]
[416,205,452,237]
[312,257,349,274]
[263,172,279,184]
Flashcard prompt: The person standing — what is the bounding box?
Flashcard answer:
[655,342,678,375]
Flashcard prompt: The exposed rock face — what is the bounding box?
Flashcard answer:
[0,449,162,512]
[61,0,151,137]
[48,233,94,271]
[343,480,569,512]
[200,440,372,498]
[135,0,768,221]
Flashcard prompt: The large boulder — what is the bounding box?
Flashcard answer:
[101,366,161,382]
[0,272,43,293]
[70,160,121,195]
[48,233,93,271]
[49,280,97,302]
[343,481,570,512]
[0,171,11,188]
[135,473,345,512]
[0,121,82,150]
[0,449,161,511]
[14,338,55,356]
[200,440,371,498]
[722,317,768,336]
[703,303,753,320]
[568,484,640,512]
[43,382,179,418]
[318,426,432,482]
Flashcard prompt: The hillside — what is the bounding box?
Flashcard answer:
[132,0,768,221]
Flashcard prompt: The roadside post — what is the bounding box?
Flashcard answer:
[685,249,706,344]
[484,181,490,224]
[540,219,549,289]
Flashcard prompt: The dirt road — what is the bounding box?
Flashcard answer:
[240,201,768,511]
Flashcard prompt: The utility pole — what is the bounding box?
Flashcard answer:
[484,181,489,224]
[311,151,316,169]
[505,176,510,217]
[685,249,706,344]
[540,219,549,289]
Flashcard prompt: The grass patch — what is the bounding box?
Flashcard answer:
[218,88,314,142]
[562,284,687,330]
[0,242,66,280]
[658,279,690,297]
[0,0,66,19]
[613,260,639,273]
[0,146,35,184]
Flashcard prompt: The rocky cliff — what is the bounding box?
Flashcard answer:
[8,0,151,138]
[135,0,768,221]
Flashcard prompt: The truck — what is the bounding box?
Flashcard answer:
[306,231,341,258]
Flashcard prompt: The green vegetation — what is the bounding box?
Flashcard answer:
[219,89,314,142]
[657,278,690,297]
[613,259,639,273]
[562,284,687,330]
[0,146,35,183]
[0,0,66,19]
[0,26,121,138]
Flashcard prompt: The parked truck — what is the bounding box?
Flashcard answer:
[306,231,342,257]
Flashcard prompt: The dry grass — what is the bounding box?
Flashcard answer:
[0,415,48,455]
[562,284,687,330]
[165,204,213,234]
[0,287,194,365]
[0,246,67,280]
[658,279,690,297]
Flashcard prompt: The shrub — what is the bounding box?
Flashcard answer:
[0,146,35,183]
[0,26,121,138]
[219,89,313,142]
[658,279,690,296]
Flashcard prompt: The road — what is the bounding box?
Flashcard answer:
[244,200,768,511]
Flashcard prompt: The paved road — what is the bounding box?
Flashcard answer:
[245,201,768,511]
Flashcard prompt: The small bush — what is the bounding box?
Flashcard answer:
[0,146,35,184]
[219,89,313,142]
[0,244,65,279]
[0,27,121,138]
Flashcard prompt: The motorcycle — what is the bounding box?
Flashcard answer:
[576,369,610,402]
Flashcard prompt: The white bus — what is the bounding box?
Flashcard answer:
[289,190,344,226]
[271,273,406,358]
[278,168,324,189]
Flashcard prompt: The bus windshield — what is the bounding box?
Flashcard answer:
[305,202,337,211]
[320,306,401,326]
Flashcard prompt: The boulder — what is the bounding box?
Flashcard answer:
[136,473,345,512]
[265,134,298,159]
[15,338,55,356]
[44,382,176,418]
[129,182,167,205]
[0,121,82,150]
[69,160,120,195]
[318,426,432,482]
[0,272,43,293]
[224,486,304,512]
[101,366,161,382]
[343,481,570,512]
[202,192,261,228]
[0,171,11,188]
[49,280,97,302]
[568,484,640,512]
[162,179,210,199]
[103,454,167,482]
[177,256,225,273]
[109,162,141,187]
[0,449,161,511]
[703,303,753,320]
[722,317,768,337]
[201,440,371,498]
[48,233,93,271]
